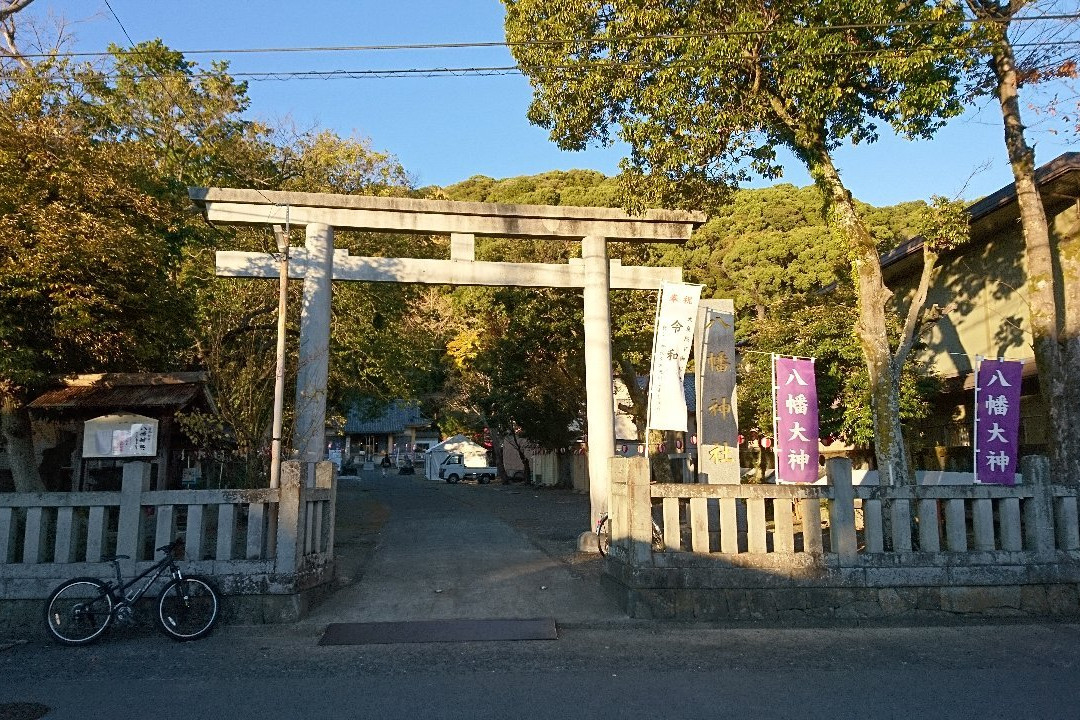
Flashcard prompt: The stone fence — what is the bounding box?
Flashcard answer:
[0,460,336,637]
[605,455,1080,620]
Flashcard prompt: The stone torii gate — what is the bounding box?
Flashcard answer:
[189,187,703,528]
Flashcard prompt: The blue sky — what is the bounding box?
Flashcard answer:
[21,0,1079,207]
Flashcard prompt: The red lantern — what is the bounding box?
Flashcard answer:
[737,434,744,445]
[761,436,773,449]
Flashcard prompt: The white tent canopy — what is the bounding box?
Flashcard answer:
[424,434,488,481]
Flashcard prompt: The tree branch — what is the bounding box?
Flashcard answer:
[0,0,37,22]
[1,2,33,69]
[894,245,940,372]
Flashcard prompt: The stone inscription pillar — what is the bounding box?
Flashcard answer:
[583,235,615,527]
[294,223,334,465]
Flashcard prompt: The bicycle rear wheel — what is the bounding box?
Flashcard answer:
[157,576,220,641]
[651,522,666,553]
[44,578,114,646]
[596,516,611,556]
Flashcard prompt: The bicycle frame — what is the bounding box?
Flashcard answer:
[104,552,183,610]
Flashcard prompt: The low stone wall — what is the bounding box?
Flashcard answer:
[604,561,1080,621]
[0,460,339,640]
[604,455,1080,622]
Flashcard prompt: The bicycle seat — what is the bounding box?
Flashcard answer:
[102,555,130,562]
[157,539,183,554]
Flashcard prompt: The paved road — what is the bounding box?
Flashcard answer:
[3,471,1080,719]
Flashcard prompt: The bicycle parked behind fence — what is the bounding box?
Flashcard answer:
[44,538,220,646]
[595,513,665,557]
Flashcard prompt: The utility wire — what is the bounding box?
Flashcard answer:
[64,37,1079,84]
[101,0,136,49]
[98,0,280,209]
[9,11,1080,61]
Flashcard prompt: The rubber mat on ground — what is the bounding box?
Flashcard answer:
[318,618,558,645]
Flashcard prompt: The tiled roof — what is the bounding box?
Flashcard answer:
[881,151,1080,273]
[344,400,432,434]
[28,373,212,413]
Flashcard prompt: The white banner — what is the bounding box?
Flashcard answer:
[647,282,704,431]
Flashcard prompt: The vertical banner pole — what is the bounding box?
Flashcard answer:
[973,355,982,484]
[771,354,779,480]
[645,287,663,449]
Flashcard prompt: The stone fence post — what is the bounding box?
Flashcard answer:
[115,461,151,569]
[1021,455,1055,561]
[611,456,653,567]
[275,460,303,575]
[316,461,337,557]
[826,458,858,565]
[608,457,629,560]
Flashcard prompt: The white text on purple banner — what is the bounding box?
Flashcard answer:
[975,358,1023,485]
[773,356,819,484]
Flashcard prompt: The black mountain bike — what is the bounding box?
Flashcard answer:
[44,538,220,646]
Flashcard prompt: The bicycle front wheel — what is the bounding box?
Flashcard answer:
[44,578,114,646]
[157,576,220,641]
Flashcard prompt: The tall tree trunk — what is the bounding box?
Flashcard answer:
[506,432,531,483]
[1,395,44,492]
[980,12,1077,481]
[813,153,913,486]
[490,426,508,483]
[616,357,648,440]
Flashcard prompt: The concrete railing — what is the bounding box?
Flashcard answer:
[0,460,336,627]
[607,456,1080,619]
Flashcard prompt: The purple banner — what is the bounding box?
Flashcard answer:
[975,358,1023,485]
[773,356,819,484]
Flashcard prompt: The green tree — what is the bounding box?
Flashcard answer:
[2,39,297,488]
[80,42,291,484]
[442,171,632,469]
[443,285,585,482]
[963,0,1080,480]
[0,61,189,490]
[505,0,971,484]
[83,40,278,189]
[738,294,937,450]
[278,130,449,414]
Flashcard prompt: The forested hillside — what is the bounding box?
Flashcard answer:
[444,171,926,316]
[442,170,936,445]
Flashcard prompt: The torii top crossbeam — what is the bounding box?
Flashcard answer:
[189,187,704,242]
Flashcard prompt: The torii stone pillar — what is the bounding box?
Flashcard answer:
[190,188,704,528]
[583,235,615,523]
[294,224,334,462]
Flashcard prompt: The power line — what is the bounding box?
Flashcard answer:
[9,11,1080,61]
[97,0,282,209]
[101,0,136,49]
[67,38,1079,84]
